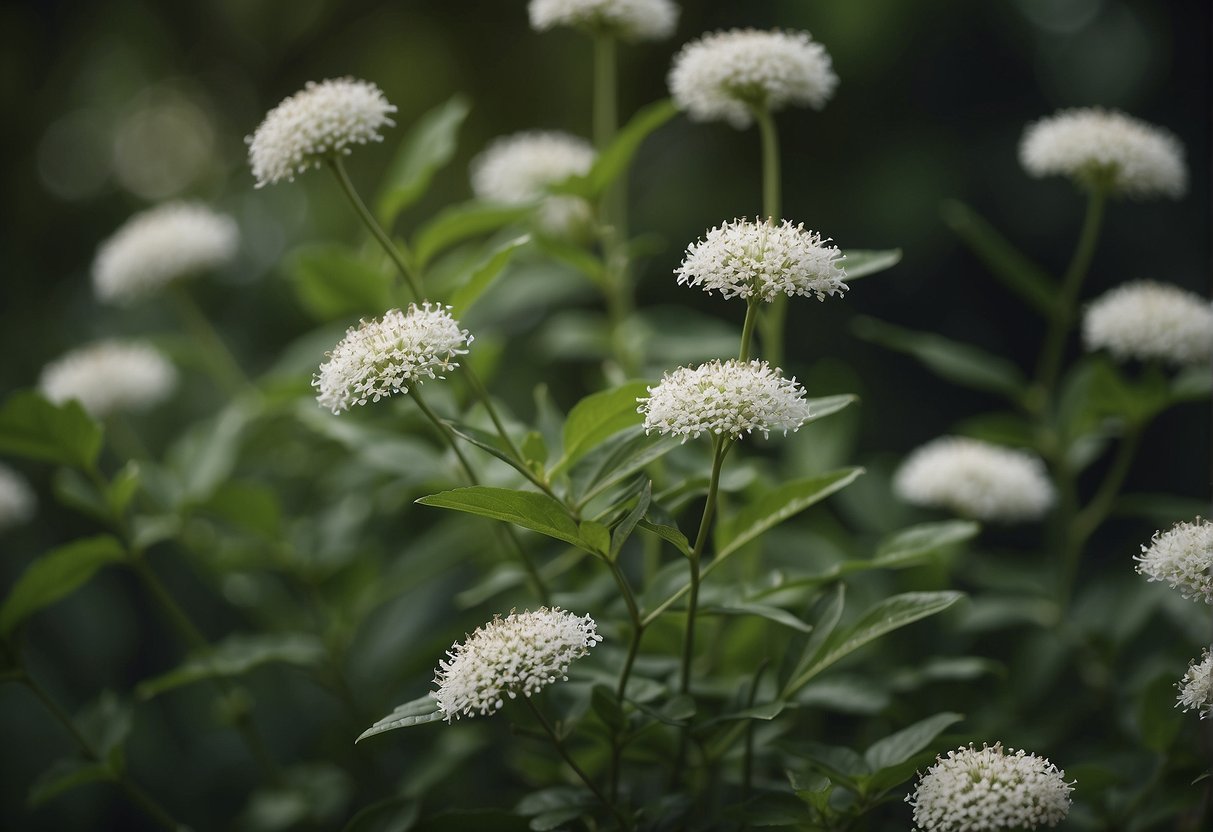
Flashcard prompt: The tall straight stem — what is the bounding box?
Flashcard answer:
[752,107,787,366]
[738,300,760,363]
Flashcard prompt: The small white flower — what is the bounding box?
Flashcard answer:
[668,28,837,129]
[470,131,596,236]
[40,341,177,418]
[246,77,397,187]
[1019,108,1186,198]
[314,303,472,414]
[93,202,238,305]
[894,437,1055,523]
[1178,648,1213,718]
[528,0,678,41]
[0,463,36,532]
[1083,281,1213,365]
[907,743,1073,832]
[677,218,845,302]
[638,359,810,441]
[1134,518,1213,603]
[432,607,602,721]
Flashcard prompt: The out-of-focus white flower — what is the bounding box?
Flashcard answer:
[93,202,238,304]
[638,359,810,441]
[1019,108,1186,198]
[0,463,36,532]
[894,437,1055,523]
[432,607,602,721]
[40,341,177,418]
[528,0,678,41]
[314,303,472,414]
[676,218,845,302]
[1178,648,1213,719]
[906,743,1073,832]
[1134,518,1213,604]
[246,77,397,187]
[1083,281,1213,365]
[668,28,837,129]
[470,131,596,236]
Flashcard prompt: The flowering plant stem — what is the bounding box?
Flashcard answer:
[168,283,251,397]
[751,106,788,367]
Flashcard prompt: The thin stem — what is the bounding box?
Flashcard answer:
[606,559,642,629]
[463,364,525,463]
[593,33,618,153]
[751,106,787,367]
[168,283,250,397]
[327,156,424,300]
[741,659,770,805]
[738,300,760,363]
[610,623,644,801]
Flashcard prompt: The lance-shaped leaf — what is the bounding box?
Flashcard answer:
[285,243,394,321]
[357,695,444,742]
[840,249,902,281]
[449,234,532,317]
[872,520,979,568]
[1,535,126,635]
[553,99,678,197]
[377,95,471,225]
[416,486,599,553]
[552,382,650,476]
[137,633,326,698]
[411,202,532,270]
[0,391,102,470]
[941,200,1056,317]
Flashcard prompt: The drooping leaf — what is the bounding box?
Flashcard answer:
[0,391,102,470]
[137,632,327,699]
[411,202,532,270]
[376,95,471,225]
[357,695,444,742]
[449,235,532,317]
[416,486,595,552]
[0,535,126,635]
[940,200,1056,316]
[840,249,902,281]
[284,243,394,321]
[552,382,650,476]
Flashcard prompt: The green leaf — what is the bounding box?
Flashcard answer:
[357,695,444,742]
[376,95,471,225]
[1171,365,1212,402]
[578,520,610,556]
[167,399,259,505]
[411,202,532,270]
[449,235,532,317]
[28,757,113,807]
[0,391,102,470]
[0,535,126,635]
[285,243,394,321]
[941,200,1056,316]
[533,237,606,286]
[137,633,327,699]
[552,382,650,476]
[863,712,963,773]
[638,514,692,557]
[1137,672,1181,753]
[610,481,652,560]
[840,249,902,281]
[701,602,813,633]
[872,521,979,568]
[554,99,678,197]
[52,468,111,523]
[106,461,141,517]
[712,700,786,723]
[77,691,134,767]
[416,486,595,552]
[853,317,1027,401]
[805,394,857,425]
[779,585,845,694]
[569,428,679,506]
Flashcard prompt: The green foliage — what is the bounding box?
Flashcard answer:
[0,536,126,635]
[377,95,471,226]
[136,633,327,698]
[286,244,395,321]
[0,391,102,470]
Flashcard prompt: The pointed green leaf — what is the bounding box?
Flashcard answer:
[412,201,532,270]
[553,99,678,197]
[77,691,134,766]
[805,394,857,425]
[840,249,901,281]
[779,584,845,694]
[863,712,964,772]
[449,234,532,317]
[638,513,692,557]
[0,391,102,470]
[357,695,444,742]
[610,481,651,559]
[701,602,813,633]
[28,757,113,807]
[941,200,1056,316]
[167,399,259,505]
[284,243,394,321]
[552,382,650,476]
[376,95,471,225]
[137,633,327,698]
[873,521,979,568]
[416,486,594,552]
[1,535,126,635]
[569,428,679,506]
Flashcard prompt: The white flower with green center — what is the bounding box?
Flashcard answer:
[93,202,238,304]
[0,463,36,532]
[470,131,596,236]
[894,436,1054,523]
[313,303,472,414]
[432,607,602,721]
[1178,649,1213,719]
[668,28,837,129]
[246,77,397,187]
[528,0,678,41]
[676,218,845,302]
[638,359,811,441]
[40,340,177,418]
[1083,281,1213,365]
[1019,108,1186,198]
[907,743,1073,832]
[1134,518,1213,603]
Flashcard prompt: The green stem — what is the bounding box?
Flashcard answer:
[739,300,760,363]
[327,157,424,300]
[751,106,786,367]
[168,283,250,397]
[741,659,769,804]
[610,623,644,801]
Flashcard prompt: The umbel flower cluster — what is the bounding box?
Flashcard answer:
[432,608,602,721]
[528,0,678,41]
[1134,518,1213,604]
[470,131,596,236]
[906,743,1073,832]
[1177,649,1213,719]
[40,340,177,419]
[1083,280,1213,365]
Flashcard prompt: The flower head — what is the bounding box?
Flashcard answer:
[677,218,845,302]
[39,341,176,418]
[470,131,596,236]
[432,607,602,721]
[894,437,1055,523]
[638,359,810,441]
[313,303,472,414]
[906,743,1073,832]
[93,202,238,304]
[247,78,396,187]
[528,0,678,41]
[1083,281,1213,365]
[1019,108,1186,198]
[1134,518,1213,603]
[0,463,36,533]
[1178,648,1213,719]
[668,29,837,129]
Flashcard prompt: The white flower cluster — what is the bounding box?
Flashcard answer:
[40,340,177,419]
[1178,648,1213,719]
[1134,518,1213,604]
[93,202,238,304]
[314,303,472,414]
[0,463,36,532]
[528,0,678,41]
[894,437,1055,523]
[432,607,602,721]
[1083,281,1213,366]
[1019,108,1186,199]
[247,78,397,187]
[668,29,837,129]
[470,131,596,236]
[907,743,1073,832]
[638,359,810,441]
[676,218,845,302]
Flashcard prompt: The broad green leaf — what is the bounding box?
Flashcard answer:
[52,468,111,523]
[853,317,1027,401]
[552,382,650,475]
[569,427,679,506]
[357,695,444,742]
[28,758,113,808]
[447,423,540,484]
[376,95,471,225]
[411,202,532,270]
[533,237,606,286]
[863,712,963,773]
[701,603,813,633]
[940,200,1056,316]
[638,515,692,557]
[578,520,610,555]
[0,391,102,470]
[416,486,594,552]
[167,399,259,505]
[840,249,901,281]
[778,584,845,695]
[449,235,532,317]
[872,521,979,568]
[711,700,786,723]
[554,99,678,197]
[284,243,394,321]
[783,741,867,787]
[137,633,327,698]
[0,535,126,634]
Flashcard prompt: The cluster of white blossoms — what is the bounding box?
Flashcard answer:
[668,28,837,129]
[470,131,597,236]
[528,0,678,41]
[638,359,810,441]
[907,743,1073,832]
[0,463,36,532]
[1134,518,1213,604]
[314,303,472,414]
[432,607,602,721]
[246,78,396,187]
[93,202,238,304]
[894,437,1055,523]
[676,218,845,302]
[1019,108,1186,199]
[1082,281,1213,366]
[39,340,177,419]
[1177,649,1213,719]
